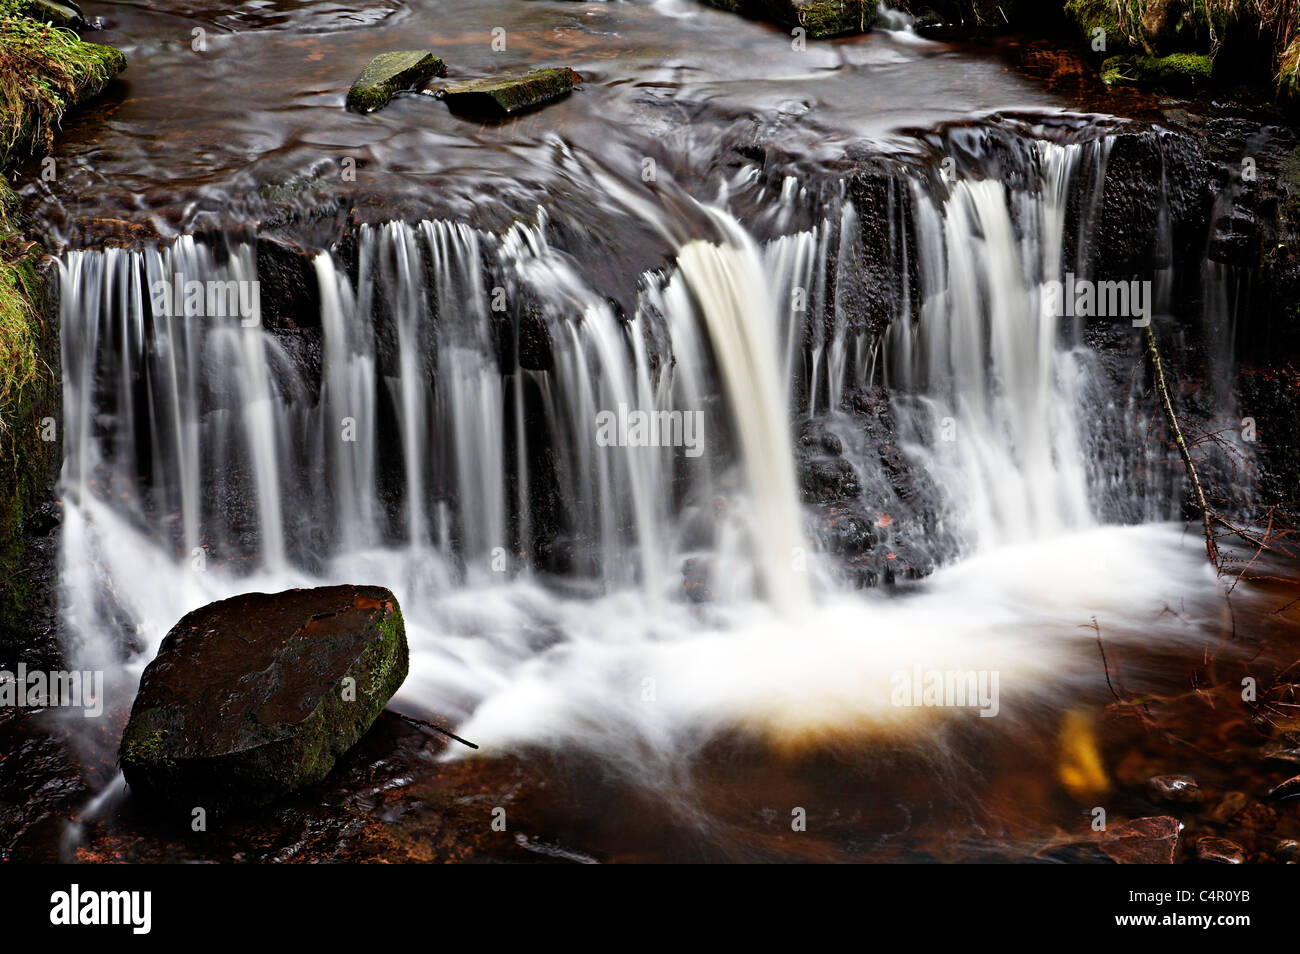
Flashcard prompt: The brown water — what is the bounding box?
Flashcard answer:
[17,0,1161,244]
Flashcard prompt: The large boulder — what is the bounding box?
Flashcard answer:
[119,585,408,809]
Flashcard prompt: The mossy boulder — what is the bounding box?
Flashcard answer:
[19,0,84,29]
[346,50,446,112]
[119,585,409,810]
[438,67,577,117]
[1065,0,1141,54]
[702,0,875,37]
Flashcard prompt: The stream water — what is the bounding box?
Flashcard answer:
[11,0,1300,863]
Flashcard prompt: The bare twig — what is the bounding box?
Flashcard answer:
[1145,324,1219,568]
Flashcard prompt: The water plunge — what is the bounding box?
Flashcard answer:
[54,128,1226,772]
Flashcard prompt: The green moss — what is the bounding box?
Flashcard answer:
[0,3,126,162]
[1134,51,1213,88]
[345,51,445,112]
[121,723,174,767]
[0,0,123,655]
[440,68,577,117]
[1065,0,1139,53]
[1280,36,1300,104]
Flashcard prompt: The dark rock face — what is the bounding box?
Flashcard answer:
[119,585,408,810]
[346,51,446,112]
[1100,815,1182,864]
[1092,129,1212,276]
[796,419,863,507]
[439,68,578,118]
[256,236,320,331]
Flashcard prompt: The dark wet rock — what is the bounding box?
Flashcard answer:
[1196,835,1246,864]
[119,585,409,811]
[815,505,877,556]
[795,418,862,503]
[256,236,321,331]
[1210,790,1248,822]
[798,418,844,456]
[1274,838,1300,862]
[799,456,861,504]
[438,68,578,118]
[704,0,876,37]
[1093,129,1212,276]
[682,556,713,603]
[843,159,918,337]
[1267,773,1300,801]
[346,51,446,112]
[1100,815,1181,864]
[21,0,85,28]
[1146,773,1204,805]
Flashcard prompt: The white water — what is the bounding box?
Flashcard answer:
[55,134,1219,772]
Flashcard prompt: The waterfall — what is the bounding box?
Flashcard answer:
[53,128,1225,760]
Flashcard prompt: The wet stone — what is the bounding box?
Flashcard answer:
[1100,816,1181,864]
[1195,836,1246,864]
[119,585,409,810]
[1274,839,1300,863]
[1146,773,1204,805]
[438,68,578,117]
[346,51,447,112]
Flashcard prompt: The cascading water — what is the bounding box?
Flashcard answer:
[55,128,1226,776]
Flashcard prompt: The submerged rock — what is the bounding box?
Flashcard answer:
[1195,836,1246,864]
[346,51,446,112]
[1146,773,1204,805]
[1100,815,1181,864]
[438,68,578,117]
[702,0,876,38]
[119,585,408,810]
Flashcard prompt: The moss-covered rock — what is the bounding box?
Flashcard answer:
[119,585,409,810]
[19,0,83,29]
[439,67,577,117]
[345,50,446,112]
[1064,0,1139,53]
[702,0,875,38]
[1136,51,1212,89]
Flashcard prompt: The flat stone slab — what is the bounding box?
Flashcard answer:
[438,67,577,117]
[119,585,409,809]
[347,50,446,112]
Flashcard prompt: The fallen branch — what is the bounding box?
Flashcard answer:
[393,712,480,750]
[1145,324,1219,568]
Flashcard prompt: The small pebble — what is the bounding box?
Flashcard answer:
[1147,774,1204,805]
[1196,836,1246,864]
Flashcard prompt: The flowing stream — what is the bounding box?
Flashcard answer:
[18,0,1289,862]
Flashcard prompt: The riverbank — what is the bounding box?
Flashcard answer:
[0,0,123,669]
[891,1,1300,104]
